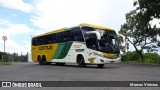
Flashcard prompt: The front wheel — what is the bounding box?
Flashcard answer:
[97,64,104,68]
[77,55,86,67]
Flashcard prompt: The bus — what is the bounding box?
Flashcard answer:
[31,23,121,68]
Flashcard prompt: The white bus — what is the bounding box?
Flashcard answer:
[31,23,121,67]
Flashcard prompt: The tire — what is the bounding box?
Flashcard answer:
[38,56,43,65]
[41,56,47,65]
[77,55,86,67]
[97,64,104,68]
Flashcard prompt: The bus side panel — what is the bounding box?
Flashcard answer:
[46,43,58,62]
[31,45,37,62]
[64,42,89,63]
[31,43,58,62]
[31,45,42,62]
[52,43,65,59]
[65,49,76,63]
[58,42,73,59]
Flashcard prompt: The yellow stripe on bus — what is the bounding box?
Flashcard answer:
[102,52,119,59]
[80,23,113,30]
[33,28,66,38]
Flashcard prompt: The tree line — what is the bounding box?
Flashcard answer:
[0,51,28,62]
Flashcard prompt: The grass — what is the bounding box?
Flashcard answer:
[120,60,160,65]
[0,60,12,65]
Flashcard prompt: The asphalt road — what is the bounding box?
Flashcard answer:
[0,62,160,90]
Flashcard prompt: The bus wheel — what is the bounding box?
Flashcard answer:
[97,64,104,68]
[41,56,47,65]
[77,55,86,67]
[38,56,43,65]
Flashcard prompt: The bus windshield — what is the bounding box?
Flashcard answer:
[81,26,120,54]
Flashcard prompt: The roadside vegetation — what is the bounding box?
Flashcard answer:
[121,51,160,64]
[0,51,28,65]
[0,61,12,65]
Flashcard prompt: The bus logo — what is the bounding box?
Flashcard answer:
[73,45,82,48]
[39,45,53,50]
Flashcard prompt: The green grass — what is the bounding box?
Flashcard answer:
[121,59,160,65]
[0,61,12,65]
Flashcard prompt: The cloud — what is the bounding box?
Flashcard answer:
[0,20,33,36]
[31,0,103,30]
[0,19,34,54]
[30,0,136,52]
[31,0,135,31]
[0,0,34,13]
[150,18,160,28]
[0,38,30,55]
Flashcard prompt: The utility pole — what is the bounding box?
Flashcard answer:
[2,36,7,60]
[2,36,7,53]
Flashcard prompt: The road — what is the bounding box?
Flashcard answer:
[0,62,160,90]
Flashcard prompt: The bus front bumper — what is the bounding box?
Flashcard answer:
[98,57,121,64]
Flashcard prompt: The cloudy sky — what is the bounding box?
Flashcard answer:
[0,0,135,54]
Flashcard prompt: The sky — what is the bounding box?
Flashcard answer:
[1,0,156,55]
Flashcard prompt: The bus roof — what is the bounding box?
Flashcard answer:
[33,23,113,38]
[32,27,66,38]
[80,23,113,30]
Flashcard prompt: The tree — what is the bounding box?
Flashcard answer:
[134,0,160,46]
[119,10,158,62]
[119,0,160,62]
[134,0,160,20]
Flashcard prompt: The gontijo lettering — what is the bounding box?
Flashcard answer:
[39,45,53,50]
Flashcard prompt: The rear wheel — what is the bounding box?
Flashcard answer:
[38,56,43,65]
[97,64,104,68]
[77,55,86,67]
[41,56,47,65]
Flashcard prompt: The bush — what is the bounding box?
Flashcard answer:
[121,54,128,63]
[121,51,141,63]
[121,51,160,64]
[144,53,160,64]
[127,51,141,62]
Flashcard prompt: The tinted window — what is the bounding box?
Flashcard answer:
[81,26,95,32]
[32,26,84,46]
[63,31,71,42]
[70,27,84,42]
[32,33,56,46]
[55,33,61,43]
